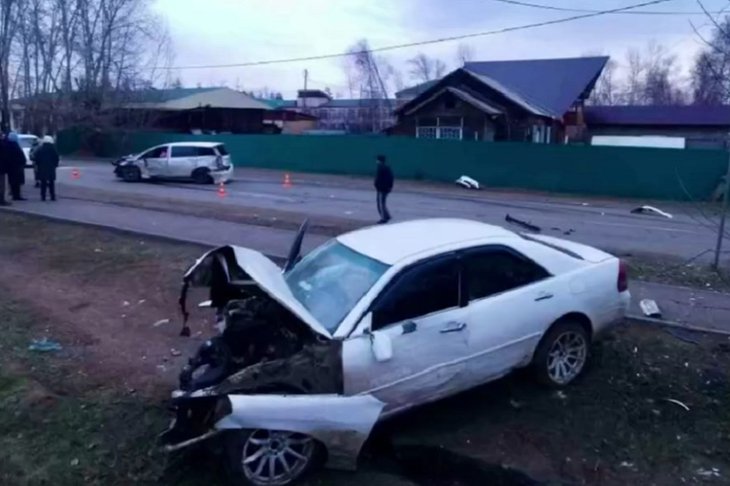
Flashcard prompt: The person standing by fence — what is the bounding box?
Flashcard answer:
[4,132,27,201]
[374,154,394,224]
[32,136,60,201]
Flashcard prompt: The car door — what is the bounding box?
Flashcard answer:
[169,145,197,177]
[459,246,562,387]
[141,146,169,177]
[342,254,470,415]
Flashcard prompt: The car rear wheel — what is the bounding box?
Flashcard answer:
[121,166,141,182]
[192,168,213,184]
[533,321,590,387]
[225,429,322,486]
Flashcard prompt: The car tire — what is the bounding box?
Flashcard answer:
[192,168,213,184]
[224,429,324,486]
[121,166,141,182]
[532,320,590,387]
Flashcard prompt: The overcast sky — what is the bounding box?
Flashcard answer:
[152,0,730,98]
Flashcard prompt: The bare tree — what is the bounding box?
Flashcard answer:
[408,53,447,83]
[456,43,475,66]
[0,0,19,131]
[690,12,730,104]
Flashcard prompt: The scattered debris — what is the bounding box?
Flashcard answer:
[619,461,635,469]
[455,175,481,190]
[581,202,590,206]
[28,338,62,352]
[138,299,146,305]
[152,318,170,328]
[170,348,182,357]
[639,299,662,318]
[663,398,690,412]
[122,300,130,307]
[509,399,523,409]
[554,390,567,400]
[631,205,673,219]
[93,248,102,253]
[70,458,80,467]
[505,214,541,233]
[696,467,721,478]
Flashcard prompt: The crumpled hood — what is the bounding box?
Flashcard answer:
[184,246,332,339]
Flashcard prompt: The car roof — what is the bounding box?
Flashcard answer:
[337,218,518,265]
[164,142,224,148]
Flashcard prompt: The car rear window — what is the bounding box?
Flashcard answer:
[195,147,216,156]
[215,144,229,156]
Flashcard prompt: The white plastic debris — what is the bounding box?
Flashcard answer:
[639,299,662,318]
[455,175,481,190]
[631,205,673,219]
[152,318,170,328]
[696,467,721,478]
[664,398,690,412]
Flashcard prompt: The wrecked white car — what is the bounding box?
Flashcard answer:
[161,218,630,485]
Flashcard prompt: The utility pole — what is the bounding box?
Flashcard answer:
[302,69,308,112]
[713,142,730,269]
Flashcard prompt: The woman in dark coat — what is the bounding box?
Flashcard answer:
[5,132,27,201]
[32,136,60,201]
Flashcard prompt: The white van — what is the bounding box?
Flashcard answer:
[113,142,233,184]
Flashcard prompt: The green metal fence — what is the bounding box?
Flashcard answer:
[58,128,727,200]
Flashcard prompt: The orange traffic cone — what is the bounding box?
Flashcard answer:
[283,173,292,189]
[71,168,80,180]
[217,182,227,198]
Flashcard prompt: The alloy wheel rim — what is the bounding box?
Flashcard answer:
[242,430,314,485]
[547,331,587,385]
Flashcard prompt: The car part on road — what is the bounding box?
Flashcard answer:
[533,320,590,387]
[639,299,662,318]
[455,175,480,190]
[630,205,673,219]
[505,214,541,233]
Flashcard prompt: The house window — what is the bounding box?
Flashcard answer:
[439,127,462,140]
[417,127,438,139]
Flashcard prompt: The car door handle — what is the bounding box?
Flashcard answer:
[441,321,467,333]
[535,292,554,302]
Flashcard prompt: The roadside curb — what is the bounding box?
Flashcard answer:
[627,314,730,337]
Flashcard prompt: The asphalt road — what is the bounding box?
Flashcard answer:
[46,159,728,264]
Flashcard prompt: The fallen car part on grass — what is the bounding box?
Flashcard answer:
[630,205,673,219]
[28,338,62,352]
[663,398,690,412]
[505,214,541,233]
[639,299,662,318]
[455,175,481,190]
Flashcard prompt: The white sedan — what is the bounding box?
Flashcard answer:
[161,218,630,486]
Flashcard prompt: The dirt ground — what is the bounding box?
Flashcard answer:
[1,212,729,486]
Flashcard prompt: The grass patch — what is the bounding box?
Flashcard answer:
[626,252,730,292]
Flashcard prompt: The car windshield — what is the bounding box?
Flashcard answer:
[285,240,389,334]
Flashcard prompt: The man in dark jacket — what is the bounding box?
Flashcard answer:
[32,136,59,201]
[0,133,8,206]
[374,154,394,224]
[4,132,27,201]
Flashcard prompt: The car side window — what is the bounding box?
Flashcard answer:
[142,146,167,159]
[464,248,549,301]
[372,257,459,330]
[196,147,216,157]
[171,146,198,158]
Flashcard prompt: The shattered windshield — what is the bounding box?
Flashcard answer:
[285,240,389,334]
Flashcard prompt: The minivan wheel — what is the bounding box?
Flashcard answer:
[192,168,213,184]
[225,429,322,486]
[121,166,141,182]
[533,321,590,387]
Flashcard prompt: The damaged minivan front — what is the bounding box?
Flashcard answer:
[160,227,388,485]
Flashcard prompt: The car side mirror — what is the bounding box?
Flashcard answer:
[362,313,393,363]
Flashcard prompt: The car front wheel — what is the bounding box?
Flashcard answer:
[225,429,321,486]
[533,321,590,387]
[121,166,141,182]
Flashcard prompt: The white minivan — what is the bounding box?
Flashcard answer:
[113,142,233,184]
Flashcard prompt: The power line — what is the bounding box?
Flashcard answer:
[490,0,727,16]
[160,0,672,70]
